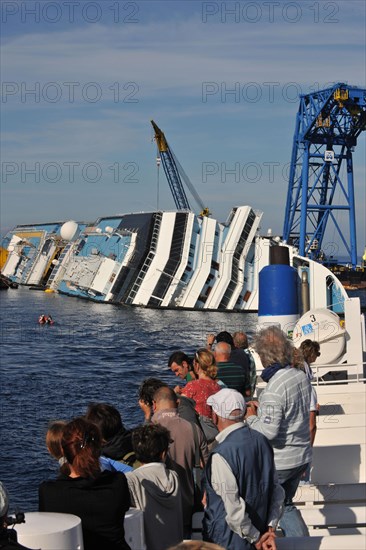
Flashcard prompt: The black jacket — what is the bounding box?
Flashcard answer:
[102,428,135,465]
[39,471,131,550]
[230,348,250,391]
[0,529,36,550]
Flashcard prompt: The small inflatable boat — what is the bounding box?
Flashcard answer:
[38,315,55,325]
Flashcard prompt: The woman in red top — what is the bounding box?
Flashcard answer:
[181,349,221,418]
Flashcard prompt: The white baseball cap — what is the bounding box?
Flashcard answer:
[0,481,9,517]
[207,388,246,420]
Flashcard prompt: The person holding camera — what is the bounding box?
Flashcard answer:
[0,482,35,550]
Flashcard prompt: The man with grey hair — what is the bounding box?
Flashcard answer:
[246,326,311,538]
[202,388,284,550]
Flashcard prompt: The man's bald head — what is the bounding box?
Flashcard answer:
[214,341,231,361]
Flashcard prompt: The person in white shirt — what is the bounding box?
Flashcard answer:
[126,423,183,550]
[202,389,284,550]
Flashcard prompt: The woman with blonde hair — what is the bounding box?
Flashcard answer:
[180,349,221,419]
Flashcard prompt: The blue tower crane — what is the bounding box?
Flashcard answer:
[283,83,366,269]
[151,120,210,216]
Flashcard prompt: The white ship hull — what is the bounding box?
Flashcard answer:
[0,206,349,314]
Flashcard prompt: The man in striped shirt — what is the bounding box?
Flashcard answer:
[246,326,312,538]
[214,342,249,396]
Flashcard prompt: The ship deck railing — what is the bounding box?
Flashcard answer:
[192,483,366,548]
[189,367,366,549]
[255,361,366,390]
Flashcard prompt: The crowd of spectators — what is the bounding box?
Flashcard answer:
[1,328,319,550]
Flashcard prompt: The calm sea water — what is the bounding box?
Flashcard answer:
[0,287,258,512]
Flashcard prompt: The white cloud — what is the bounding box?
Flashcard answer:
[2,12,365,87]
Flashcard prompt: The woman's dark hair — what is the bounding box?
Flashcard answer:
[131,423,171,463]
[168,351,191,368]
[300,339,320,363]
[46,419,70,475]
[85,403,123,441]
[215,331,234,348]
[46,420,67,460]
[138,378,167,406]
[62,417,102,478]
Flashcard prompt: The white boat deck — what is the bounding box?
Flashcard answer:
[17,349,366,550]
[276,535,366,549]
[311,383,366,486]
[18,373,365,550]
[190,371,366,548]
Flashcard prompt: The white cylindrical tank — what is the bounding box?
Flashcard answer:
[60,221,79,242]
[16,512,83,549]
[292,308,346,364]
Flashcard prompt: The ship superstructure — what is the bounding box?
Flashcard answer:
[0,221,86,287]
[43,206,264,309]
[0,205,347,313]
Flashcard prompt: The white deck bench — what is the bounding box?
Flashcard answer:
[295,482,366,536]
[276,535,366,549]
[192,510,366,545]
[191,483,366,543]
[294,482,366,505]
[317,412,365,429]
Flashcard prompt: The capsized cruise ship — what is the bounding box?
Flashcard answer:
[0,205,347,312]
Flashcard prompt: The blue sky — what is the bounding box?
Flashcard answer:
[1,0,365,260]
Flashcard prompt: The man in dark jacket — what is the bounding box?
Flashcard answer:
[202,389,284,550]
[85,403,136,466]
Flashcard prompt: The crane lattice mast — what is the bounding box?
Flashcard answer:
[151,120,210,216]
[283,83,366,269]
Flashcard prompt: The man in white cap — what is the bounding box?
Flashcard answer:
[202,389,284,550]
